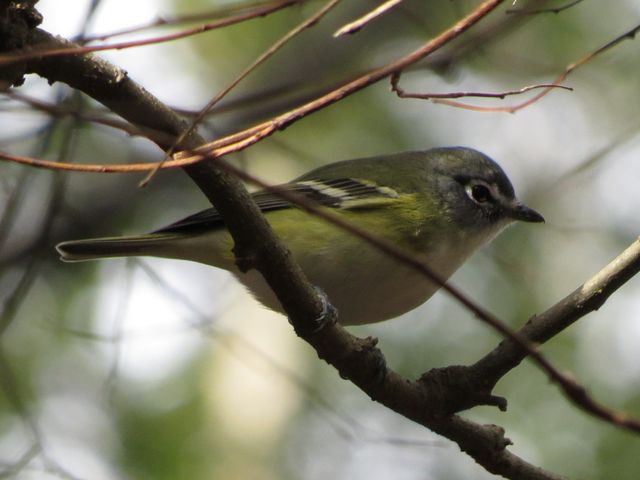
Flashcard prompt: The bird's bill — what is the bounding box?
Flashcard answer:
[507,202,545,223]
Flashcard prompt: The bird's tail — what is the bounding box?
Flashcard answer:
[56,234,180,262]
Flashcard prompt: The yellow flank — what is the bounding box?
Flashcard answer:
[167,193,446,275]
[264,193,437,257]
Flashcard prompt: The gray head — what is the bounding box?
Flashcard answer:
[297,146,543,235]
[424,147,544,233]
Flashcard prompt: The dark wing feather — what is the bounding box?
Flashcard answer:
[154,178,397,234]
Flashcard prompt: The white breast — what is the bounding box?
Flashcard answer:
[231,238,487,326]
[167,222,509,326]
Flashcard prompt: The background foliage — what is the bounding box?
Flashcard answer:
[1,0,640,479]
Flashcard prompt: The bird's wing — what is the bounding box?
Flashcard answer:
[154,178,399,234]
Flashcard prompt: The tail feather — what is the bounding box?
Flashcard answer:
[56,234,178,262]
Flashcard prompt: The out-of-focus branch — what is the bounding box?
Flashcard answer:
[506,0,584,15]
[0,84,87,480]
[5,90,178,144]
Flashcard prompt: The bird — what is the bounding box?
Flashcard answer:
[56,147,544,326]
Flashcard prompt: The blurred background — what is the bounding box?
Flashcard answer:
[1,0,640,478]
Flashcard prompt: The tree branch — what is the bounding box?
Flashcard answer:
[333,0,403,37]
[472,238,640,400]
[429,22,640,113]
[469,240,640,432]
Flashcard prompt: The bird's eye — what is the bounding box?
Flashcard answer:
[468,184,493,204]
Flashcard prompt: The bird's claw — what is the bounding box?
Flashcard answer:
[307,286,338,334]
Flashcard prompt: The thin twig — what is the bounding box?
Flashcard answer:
[4,90,178,144]
[390,72,573,99]
[0,0,299,67]
[431,22,640,113]
[140,0,341,186]
[506,0,584,15]
[334,0,403,37]
[78,0,303,42]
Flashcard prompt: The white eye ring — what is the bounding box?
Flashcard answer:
[466,182,494,205]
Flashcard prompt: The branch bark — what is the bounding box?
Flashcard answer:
[472,238,640,387]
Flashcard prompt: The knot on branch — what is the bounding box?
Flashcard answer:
[419,365,507,416]
[233,244,261,273]
[337,335,388,388]
[459,423,513,460]
[290,286,338,336]
[0,0,42,87]
[312,332,388,392]
[0,0,42,39]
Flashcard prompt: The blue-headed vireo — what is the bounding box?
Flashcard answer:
[56,147,544,325]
